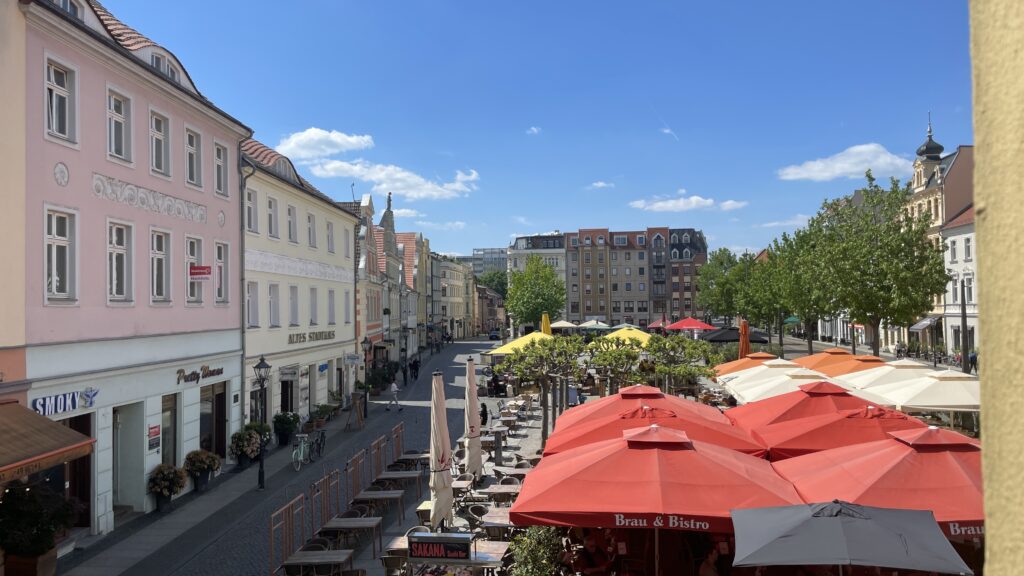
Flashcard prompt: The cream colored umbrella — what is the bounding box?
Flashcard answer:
[464,358,483,480]
[732,370,847,405]
[719,358,803,393]
[863,369,981,412]
[429,371,454,528]
[834,359,936,390]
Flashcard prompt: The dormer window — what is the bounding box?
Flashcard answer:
[682,233,690,244]
[151,53,179,83]
[151,54,165,71]
[52,0,82,19]
[637,235,646,246]
[671,234,678,244]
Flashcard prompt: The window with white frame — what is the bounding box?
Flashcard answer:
[637,235,646,246]
[965,276,974,303]
[245,189,257,233]
[46,61,74,141]
[287,205,298,242]
[150,230,170,301]
[215,242,228,303]
[309,287,318,325]
[107,91,130,160]
[107,222,131,301]
[289,285,299,326]
[949,240,957,262]
[267,197,279,238]
[185,237,202,303]
[246,281,259,327]
[150,112,169,175]
[328,289,336,325]
[343,289,351,323]
[268,283,280,327]
[307,213,317,247]
[45,210,74,300]
[327,221,335,253]
[53,0,83,19]
[343,227,351,257]
[965,237,972,260]
[214,144,227,196]
[185,129,201,186]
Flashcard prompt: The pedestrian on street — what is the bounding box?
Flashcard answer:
[480,404,489,426]
[970,350,978,374]
[386,378,402,411]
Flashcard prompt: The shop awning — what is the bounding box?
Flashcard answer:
[0,399,94,485]
[909,316,940,331]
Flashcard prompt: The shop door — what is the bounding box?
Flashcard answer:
[199,383,227,458]
[214,386,226,458]
[65,414,92,527]
[281,380,294,413]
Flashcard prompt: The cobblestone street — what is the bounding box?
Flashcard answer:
[63,341,492,576]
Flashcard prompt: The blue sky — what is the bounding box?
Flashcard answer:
[105,1,973,255]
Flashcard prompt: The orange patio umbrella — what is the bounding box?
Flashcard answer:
[752,406,928,460]
[715,351,778,380]
[725,381,882,431]
[792,348,853,372]
[816,355,886,378]
[556,384,731,429]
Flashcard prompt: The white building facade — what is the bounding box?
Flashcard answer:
[941,205,978,354]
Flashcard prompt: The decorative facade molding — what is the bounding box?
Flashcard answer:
[245,249,355,283]
[92,173,208,224]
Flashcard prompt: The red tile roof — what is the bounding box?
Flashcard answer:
[87,0,157,51]
[374,226,387,273]
[241,138,285,168]
[943,203,974,230]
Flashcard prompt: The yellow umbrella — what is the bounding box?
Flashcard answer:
[604,326,651,346]
[541,312,552,335]
[483,331,552,356]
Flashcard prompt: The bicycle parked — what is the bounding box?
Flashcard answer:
[291,429,327,471]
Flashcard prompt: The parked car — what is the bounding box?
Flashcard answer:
[488,330,501,340]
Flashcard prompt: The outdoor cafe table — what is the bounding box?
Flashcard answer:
[396,452,431,468]
[282,549,354,572]
[322,516,383,558]
[385,536,511,569]
[491,465,531,480]
[353,489,405,521]
[478,484,521,505]
[376,469,424,498]
[485,425,509,439]
[499,416,519,428]
[481,507,512,527]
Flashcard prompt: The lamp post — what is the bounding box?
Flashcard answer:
[252,355,272,491]
[361,336,372,419]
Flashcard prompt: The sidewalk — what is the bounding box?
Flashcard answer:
[61,345,454,576]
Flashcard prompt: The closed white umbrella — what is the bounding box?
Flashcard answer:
[429,371,454,528]
[464,358,483,480]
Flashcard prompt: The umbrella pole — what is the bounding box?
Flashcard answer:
[655,527,660,576]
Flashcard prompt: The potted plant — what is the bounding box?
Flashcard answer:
[245,421,273,449]
[147,464,187,513]
[0,481,75,576]
[183,450,221,492]
[314,404,332,428]
[273,412,300,447]
[229,429,260,469]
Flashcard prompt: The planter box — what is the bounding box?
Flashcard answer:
[5,547,57,576]
[192,470,212,492]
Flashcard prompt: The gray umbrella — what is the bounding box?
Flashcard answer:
[732,500,973,575]
[701,326,770,344]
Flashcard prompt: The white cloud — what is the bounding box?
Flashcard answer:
[513,216,532,226]
[660,126,679,141]
[312,159,479,201]
[587,181,615,189]
[629,189,715,212]
[758,214,811,228]
[526,126,542,135]
[393,208,425,218]
[720,200,748,211]
[275,127,374,160]
[777,143,912,182]
[416,220,466,231]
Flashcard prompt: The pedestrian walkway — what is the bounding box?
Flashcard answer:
[60,343,488,576]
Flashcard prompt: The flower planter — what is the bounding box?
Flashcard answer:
[277,431,292,448]
[192,470,212,493]
[5,547,57,576]
[236,453,251,470]
[314,418,326,429]
[155,493,173,513]
[302,422,315,434]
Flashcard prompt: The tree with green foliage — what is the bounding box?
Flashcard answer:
[773,221,839,356]
[497,336,585,445]
[477,269,508,299]
[506,255,566,331]
[509,526,564,576]
[737,255,788,353]
[587,337,645,393]
[817,172,949,356]
[696,248,739,323]
[644,334,720,395]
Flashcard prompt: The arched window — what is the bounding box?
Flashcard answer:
[653,234,664,248]
[671,249,679,259]
[671,234,678,244]
[683,249,691,260]
[682,233,690,244]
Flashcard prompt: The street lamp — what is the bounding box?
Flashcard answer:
[361,336,372,419]
[252,355,272,491]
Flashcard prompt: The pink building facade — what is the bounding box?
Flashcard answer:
[3,0,250,537]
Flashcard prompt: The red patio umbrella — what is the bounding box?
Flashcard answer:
[512,425,802,532]
[665,316,716,331]
[647,316,669,330]
[752,406,927,460]
[773,426,983,538]
[725,381,881,431]
[545,404,767,457]
[556,384,730,430]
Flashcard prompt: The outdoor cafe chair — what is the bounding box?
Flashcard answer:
[406,525,431,537]
[484,524,508,541]
[301,541,328,552]
[380,555,407,576]
[514,461,532,469]
[499,476,521,486]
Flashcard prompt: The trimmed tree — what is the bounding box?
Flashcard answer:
[644,334,719,395]
[506,255,566,332]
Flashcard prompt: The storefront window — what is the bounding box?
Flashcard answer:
[199,382,227,457]
[161,394,177,467]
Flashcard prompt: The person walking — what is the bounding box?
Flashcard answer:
[479,403,489,427]
[386,378,402,411]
